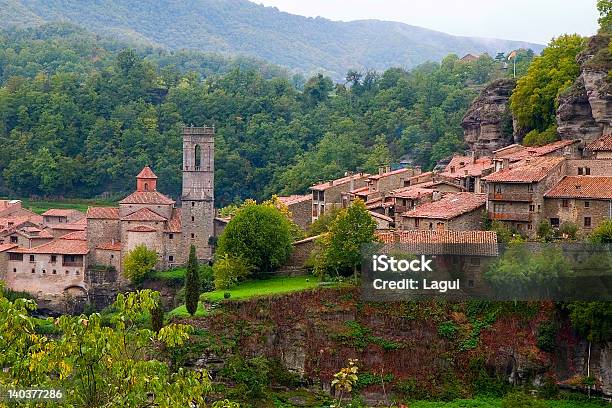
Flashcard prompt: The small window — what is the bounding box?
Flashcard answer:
[52,269,57,274]
[10,236,18,243]
[428,222,433,231]
[414,219,420,228]
[29,255,35,262]
[527,184,534,192]
[529,205,535,212]
[169,233,174,240]
[191,233,195,238]
[550,218,560,227]
[495,185,502,194]
[65,270,69,275]
[584,201,590,208]
[169,255,174,262]
[584,217,592,227]
[578,167,583,175]
[31,269,35,274]
[50,255,57,263]
[75,270,80,275]
[110,254,114,259]
[12,268,16,273]
[562,199,569,208]
[470,258,480,266]
[527,223,533,230]
[191,216,195,222]
[42,269,46,274]
[192,202,195,207]
[585,167,591,175]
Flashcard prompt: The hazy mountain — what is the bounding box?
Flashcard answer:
[0,0,544,78]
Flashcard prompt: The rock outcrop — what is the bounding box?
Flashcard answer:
[556,33,612,143]
[462,78,516,156]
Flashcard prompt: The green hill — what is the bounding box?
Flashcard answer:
[0,0,543,78]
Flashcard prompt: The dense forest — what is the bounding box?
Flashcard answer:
[0,24,535,205]
[0,0,543,79]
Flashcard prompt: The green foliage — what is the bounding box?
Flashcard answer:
[489,220,516,244]
[438,321,458,339]
[501,392,546,408]
[222,356,270,400]
[566,301,612,342]
[314,200,377,277]
[510,35,585,135]
[213,254,252,290]
[335,321,401,351]
[589,218,612,243]
[558,221,578,240]
[598,0,612,32]
[217,202,293,273]
[523,125,559,147]
[306,207,341,237]
[185,245,200,316]
[536,321,558,352]
[536,220,556,242]
[123,244,158,284]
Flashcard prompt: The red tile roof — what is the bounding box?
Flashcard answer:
[0,243,17,252]
[136,166,158,179]
[483,156,565,183]
[61,230,87,241]
[310,173,370,191]
[368,167,414,180]
[369,211,393,223]
[121,207,167,221]
[12,238,88,255]
[17,227,54,239]
[127,225,157,232]
[545,176,612,199]
[41,209,83,217]
[494,140,578,161]
[51,222,86,231]
[277,194,311,205]
[389,186,435,200]
[165,208,182,233]
[586,135,612,151]
[376,230,499,256]
[441,156,494,178]
[87,207,120,219]
[119,191,175,205]
[402,193,486,220]
[97,241,121,251]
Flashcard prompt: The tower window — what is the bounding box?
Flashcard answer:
[192,202,195,207]
[144,182,149,191]
[191,233,195,239]
[169,234,174,240]
[191,216,195,222]
[13,268,16,273]
[195,145,202,170]
[169,255,174,262]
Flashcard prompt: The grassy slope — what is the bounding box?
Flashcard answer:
[1,197,117,214]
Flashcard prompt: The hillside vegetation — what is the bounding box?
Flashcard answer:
[0,0,543,78]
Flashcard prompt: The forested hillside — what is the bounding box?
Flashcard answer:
[0,0,543,78]
[0,24,525,205]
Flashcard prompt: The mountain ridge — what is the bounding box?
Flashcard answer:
[0,0,544,78]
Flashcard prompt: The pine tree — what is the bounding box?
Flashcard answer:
[185,245,200,316]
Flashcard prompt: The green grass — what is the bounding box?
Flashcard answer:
[166,303,208,318]
[2,197,117,215]
[200,275,320,302]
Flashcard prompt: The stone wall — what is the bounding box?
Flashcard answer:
[543,198,612,235]
[400,208,483,231]
[87,218,120,265]
[284,236,317,270]
[286,198,312,231]
[6,254,86,296]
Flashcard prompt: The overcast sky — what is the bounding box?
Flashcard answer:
[255,0,599,45]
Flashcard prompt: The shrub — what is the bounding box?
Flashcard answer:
[213,254,251,289]
[536,321,557,352]
[502,391,546,408]
[123,244,158,284]
[558,221,578,240]
[536,220,555,242]
[438,321,458,339]
[222,356,270,400]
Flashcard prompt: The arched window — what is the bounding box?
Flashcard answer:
[144,182,149,191]
[194,145,202,170]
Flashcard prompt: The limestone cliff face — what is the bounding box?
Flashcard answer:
[462,78,516,156]
[556,33,612,143]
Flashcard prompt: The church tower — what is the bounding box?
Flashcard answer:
[181,126,215,260]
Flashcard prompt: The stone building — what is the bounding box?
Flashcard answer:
[278,194,312,231]
[42,209,85,226]
[399,192,487,231]
[310,173,370,221]
[586,135,612,159]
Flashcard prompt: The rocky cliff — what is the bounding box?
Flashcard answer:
[462,78,516,156]
[556,33,612,143]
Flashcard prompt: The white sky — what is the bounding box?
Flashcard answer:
[255,0,600,45]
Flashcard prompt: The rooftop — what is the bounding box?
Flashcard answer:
[127,225,157,232]
[402,192,486,220]
[0,243,17,253]
[41,208,83,217]
[389,186,435,200]
[136,166,158,179]
[119,191,175,205]
[482,156,565,183]
[586,135,612,151]
[368,167,414,181]
[11,238,88,255]
[441,155,494,178]
[310,173,369,191]
[277,194,311,205]
[494,140,578,161]
[97,240,121,251]
[86,207,120,220]
[545,176,612,200]
[165,208,182,233]
[369,211,393,223]
[61,230,87,241]
[376,230,498,256]
[121,207,167,222]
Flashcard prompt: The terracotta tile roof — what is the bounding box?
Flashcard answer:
[41,209,83,217]
[121,207,167,221]
[119,191,175,205]
[136,166,158,179]
[483,156,565,183]
[390,186,435,200]
[127,225,157,232]
[51,222,86,231]
[277,194,311,205]
[586,135,612,151]
[165,208,182,233]
[402,193,486,220]
[61,230,87,241]
[376,230,499,256]
[97,240,121,251]
[368,167,414,180]
[494,140,578,161]
[0,215,42,235]
[310,173,370,191]
[349,186,370,195]
[0,243,17,252]
[17,227,54,239]
[87,207,120,219]
[369,211,393,223]
[545,176,612,199]
[12,238,89,255]
[441,156,494,178]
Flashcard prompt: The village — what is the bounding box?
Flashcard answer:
[0,118,611,306]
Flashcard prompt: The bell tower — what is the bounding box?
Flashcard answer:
[181,126,215,260]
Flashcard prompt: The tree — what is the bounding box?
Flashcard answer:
[123,244,158,283]
[314,199,377,278]
[217,202,293,273]
[598,0,612,32]
[184,245,200,316]
[213,254,252,289]
[536,220,555,242]
[590,218,612,243]
[0,288,222,407]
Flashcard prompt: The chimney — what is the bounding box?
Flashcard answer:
[385,165,391,173]
[379,166,384,175]
[349,177,355,192]
[502,158,510,169]
[471,150,476,164]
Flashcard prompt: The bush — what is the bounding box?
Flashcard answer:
[222,356,270,400]
[123,244,158,284]
[502,391,546,408]
[213,254,252,289]
[536,220,555,242]
[523,126,559,146]
[559,221,578,240]
[536,321,557,352]
[438,321,458,339]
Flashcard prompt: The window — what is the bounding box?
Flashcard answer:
[169,233,174,240]
[527,184,534,192]
[578,167,583,175]
[493,203,505,213]
[31,269,35,274]
[470,258,480,266]
[194,144,202,170]
[550,218,560,227]
[12,268,16,273]
[29,255,35,262]
[562,199,569,208]
[585,167,591,175]
[65,270,69,275]
[584,217,592,227]
[192,202,195,207]
[50,255,57,263]
[537,204,541,212]
[495,185,502,194]
[428,222,433,230]
[42,269,46,274]
[110,254,114,259]
[529,205,535,212]
[528,223,533,230]
[52,269,57,274]
[169,255,174,262]
[584,201,590,208]
[191,233,195,239]
[144,182,149,191]
[10,236,18,243]
[414,219,420,228]
[9,253,23,261]
[191,216,195,222]
[75,270,80,275]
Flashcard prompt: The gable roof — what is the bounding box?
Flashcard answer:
[119,191,175,205]
[127,225,157,232]
[483,156,565,183]
[136,166,158,179]
[389,186,435,200]
[545,176,612,200]
[61,230,87,241]
[310,173,370,191]
[441,156,494,178]
[277,194,311,205]
[12,238,88,255]
[369,211,393,223]
[402,193,486,220]
[41,209,83,217]
[586,135,612,151]
[97,241,121,251]
[0,243,17,253]
[87,207,120,220]
[494,140,578,162]
[368,167,414,181]
[121,207,167,222]
[376,230,499,256]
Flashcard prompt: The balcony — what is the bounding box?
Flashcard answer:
[488,211,532,222]
[63,262,84,267]
[488,193,533,202]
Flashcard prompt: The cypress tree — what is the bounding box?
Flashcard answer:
[151,305,164,333]
[185,245,200,316]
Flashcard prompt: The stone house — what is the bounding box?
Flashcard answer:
[544,176,612,234]
[483,156,566,237]
[5,226,54,248]
[365,167,421,199]
[586,135,612,159]
[278,194,312,230]
[310,173,370,221]
[439,155,495,193]
[42,209,85,226]
[399,192,487,231]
